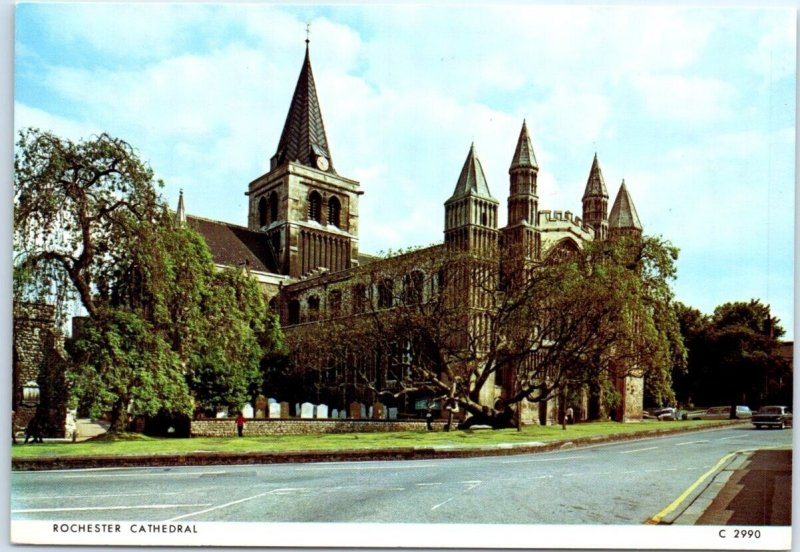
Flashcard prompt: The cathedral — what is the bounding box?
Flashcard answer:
[180,41,645,424]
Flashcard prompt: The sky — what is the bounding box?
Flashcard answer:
[12,4,796,339]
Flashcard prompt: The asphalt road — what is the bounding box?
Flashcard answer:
[11,425,791,525]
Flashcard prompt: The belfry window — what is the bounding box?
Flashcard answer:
[258,197,268,227]
[268,191,279,224]
[328,196,341,228]
[308,191,322,222]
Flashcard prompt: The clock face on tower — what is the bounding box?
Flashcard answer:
[316,156,329,171]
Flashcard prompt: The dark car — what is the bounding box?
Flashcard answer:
[752,406,792,429]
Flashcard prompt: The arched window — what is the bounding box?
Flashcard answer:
[378,278,394,309]
[328,196,341,228]
[258,197,268,227]
[288,300,300,325]
[268,191,279,224]
[307,295,320,321]
[352,284,367,314]
[329,290,342,317]
[308,191,322,222]
[403,270,425,305]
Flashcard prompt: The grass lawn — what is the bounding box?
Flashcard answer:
[11,420,730,459]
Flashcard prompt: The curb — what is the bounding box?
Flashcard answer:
[12,420,746,472]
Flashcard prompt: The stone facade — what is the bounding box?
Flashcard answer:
[12,303,70,437]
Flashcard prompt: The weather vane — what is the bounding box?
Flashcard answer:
[305,23,311,45]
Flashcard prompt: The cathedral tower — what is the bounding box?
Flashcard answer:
[608,179,643,240]
[444,144,499,254]
[502,120,541,261]
[247,41,361,278]
[582,154,609,240]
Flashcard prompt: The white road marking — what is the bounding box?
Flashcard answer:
[718,435,744,440]
[501,455,586,464]
[62,470,228,479]
[13,504,209,513]
[24,492,182,500]
[296,464,437,471]
[431,497,455,510]
[676,440,710,446]
[167,491,272,522]
[620,446,658,454]
[415,483,442,487]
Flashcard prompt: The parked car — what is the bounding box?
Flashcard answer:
[701,405,752,420]
[752,406,792,429]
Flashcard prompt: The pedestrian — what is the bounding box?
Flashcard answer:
[425,407,433,431]
[235,412,246,437]
[24,418,43,444]
[566,407,574,425]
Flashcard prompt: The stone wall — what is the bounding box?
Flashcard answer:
[13,303,70,437]
[191,418,446,437]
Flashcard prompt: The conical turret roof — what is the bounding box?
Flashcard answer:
[509,120,538,171]
[448,143,495,201]
[175,189,186,227]
[582,153,608,199]
[609,180,642,230]
[271,43,335,173]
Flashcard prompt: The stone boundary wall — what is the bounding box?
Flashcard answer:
[191,418,445,437]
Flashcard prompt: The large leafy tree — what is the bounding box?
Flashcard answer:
[287,235,684,426]
[15,129,283,431]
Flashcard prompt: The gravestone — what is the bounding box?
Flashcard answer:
[295,403,301,417]
[373,402,385,419]
[368,406,374,419]
[360,404,367,419]
[269,402,282,419]
[316,404,329,419]
[388,408,398,420]
[268,397,277,405]
[331,409,339,419]
[242,403,254,419]
[280,402,290,418]
[349,401,362,419]
[215,409,228,419]
[255,395,268,419]
[339,409,346,419]
[300,402,314,419]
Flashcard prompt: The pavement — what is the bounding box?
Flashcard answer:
[670,448,791,526]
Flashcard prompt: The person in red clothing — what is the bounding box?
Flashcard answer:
[235,413,246,437]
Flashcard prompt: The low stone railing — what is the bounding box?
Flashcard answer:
[190,418,445,437]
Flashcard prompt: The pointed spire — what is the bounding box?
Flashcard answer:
[176,189,186,227]
[583,153,608,199]
[271,41,335,173]
[449,143,494,201]
[609,179,642,230]
[509,120,538,171]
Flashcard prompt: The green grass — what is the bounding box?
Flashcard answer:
[11,419,730,459]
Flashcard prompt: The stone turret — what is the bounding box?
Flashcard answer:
[582,154,609,240]
[609,179,642,239]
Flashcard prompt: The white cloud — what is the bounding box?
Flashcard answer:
[633,75,735,123]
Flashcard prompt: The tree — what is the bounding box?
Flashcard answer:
[285,235,684,426]
[15,129,285,431]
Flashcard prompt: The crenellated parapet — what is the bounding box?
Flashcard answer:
[537,209,596,242]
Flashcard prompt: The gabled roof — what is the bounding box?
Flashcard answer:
[271,44,335,173]
[448,143,495,202]
[609,180,642,230]
[582,153,608,199]
[187,215,278,274]
[509,120,538,171]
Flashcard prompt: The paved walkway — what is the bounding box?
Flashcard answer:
[675,448,791,526]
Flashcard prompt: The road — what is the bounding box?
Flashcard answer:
[11,425,791,525]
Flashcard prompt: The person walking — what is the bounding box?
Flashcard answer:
[425,407,434,431]
[235,412,246,437]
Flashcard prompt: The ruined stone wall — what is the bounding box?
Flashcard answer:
[13,303,69,437]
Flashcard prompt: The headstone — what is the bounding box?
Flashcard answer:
[255,395,268,419]
[269,402,282,419]
[349,401,362,419]
[268,397,278,405]
[295,403,301,417]
[242,403,254,419]
[388,407,398,420]
[368,406,374,419]
[331,408,339,419]
[280,402,290,418]
[300,402,314,419]
[373,402,385,419]
[316,404,329,418]
[360,404,367,419]
[215,409,228,419]
[339,409,346,419]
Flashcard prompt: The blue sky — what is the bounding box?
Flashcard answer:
[13,4,796,338]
